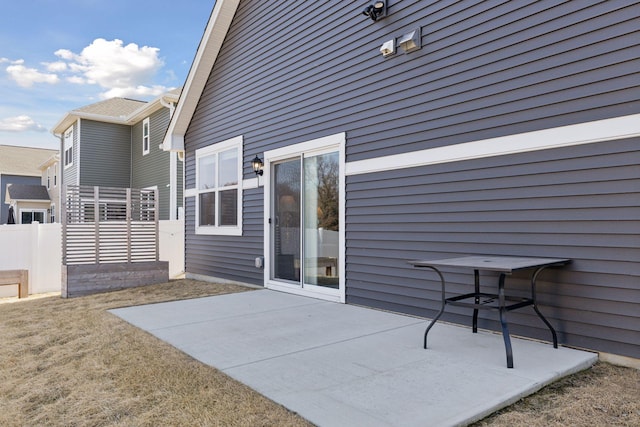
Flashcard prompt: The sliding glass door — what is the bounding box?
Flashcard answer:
[270,151,340,290]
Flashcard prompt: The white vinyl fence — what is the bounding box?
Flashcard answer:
[63,185,159,265]
[0,222,61,297]
[0,220,184,298]
[159,220,185,279]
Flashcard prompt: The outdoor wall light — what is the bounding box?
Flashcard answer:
[251,155,264,176]
[363,1,386,21]
[399,27,421,53]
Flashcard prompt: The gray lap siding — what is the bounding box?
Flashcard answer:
[184,188,264,285]
[345,137,640,358]
[79,120,131,188]
[181,0,640,357]
[131,108,174,220]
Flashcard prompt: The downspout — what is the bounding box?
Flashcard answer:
[161,99,179,220]
[52,131,63,214]
[75,118,81,186]
[130,116,133,189]
[160,98,175,116]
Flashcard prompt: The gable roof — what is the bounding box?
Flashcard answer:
[74,98,146,118]
[5,184,51,203]
[0,145,58,177]
[38,154,60,171]
[52,89,182,135]
[162,0,241,152]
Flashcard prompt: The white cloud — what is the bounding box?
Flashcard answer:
[4,38,167,98]
[66,75,86,85]
[101,84,167,99]
[53,49,75,61]
[44,61,68,72]
[5,62,59,87]
[0,115,47,132]
[56,38,167,99]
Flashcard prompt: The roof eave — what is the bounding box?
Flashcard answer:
[162,0,241,152]
[53,91,181,136]
[51,111,129,135]
[51,113,77,136]
[7,198,51,203]
[38,154,60,170]
[128,91,181,124]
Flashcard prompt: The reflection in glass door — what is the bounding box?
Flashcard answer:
[271,151,340,289]
[272,159,301,283]
[303,152,339,288]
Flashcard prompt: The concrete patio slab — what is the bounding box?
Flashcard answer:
[111,289,597,426]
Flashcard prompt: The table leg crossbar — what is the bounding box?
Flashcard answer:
[423,266,559,368]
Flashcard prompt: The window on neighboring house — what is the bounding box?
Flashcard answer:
[20,210,46,224]
[49,204,56,223]
[64,128,74,168]
[142,117,150,155]
[195,136,242,235]
[54,163,58,186]
[46,167,51,189]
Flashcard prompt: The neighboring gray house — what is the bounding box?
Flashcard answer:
[52,89,183,220]
[0,145,58,224]
[163,1,639,360]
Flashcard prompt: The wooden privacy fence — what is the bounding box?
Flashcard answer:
[62,185,159,265]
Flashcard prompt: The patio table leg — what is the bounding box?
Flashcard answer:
[531,266,559,348]
[472,269,479,333]
[423,266,446,349]
[498,273,514,368]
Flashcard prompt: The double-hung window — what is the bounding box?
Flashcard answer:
[142,117,150,155]
[195,136,242,235]
[64,128,74,168]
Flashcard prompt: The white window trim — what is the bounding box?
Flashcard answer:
[63,127,74,169]
[142,117,150,155]
[19,208,48,224]
[194,135,243,236]
[263,132,346,303]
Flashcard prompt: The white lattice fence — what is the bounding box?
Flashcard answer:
[61,185,168,297]
[62,185,159,265]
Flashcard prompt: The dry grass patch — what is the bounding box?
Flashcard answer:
[0,279,638,426]
[473,362,640,426]
[0,280,311,426]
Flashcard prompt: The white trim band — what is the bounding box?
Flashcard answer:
[346,114,640,176]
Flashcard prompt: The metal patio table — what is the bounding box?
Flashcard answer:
[409,256,571,368]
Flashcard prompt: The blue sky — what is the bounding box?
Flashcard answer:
[0,0,214,149]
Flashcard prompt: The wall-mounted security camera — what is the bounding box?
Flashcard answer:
[363,1,386,21]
